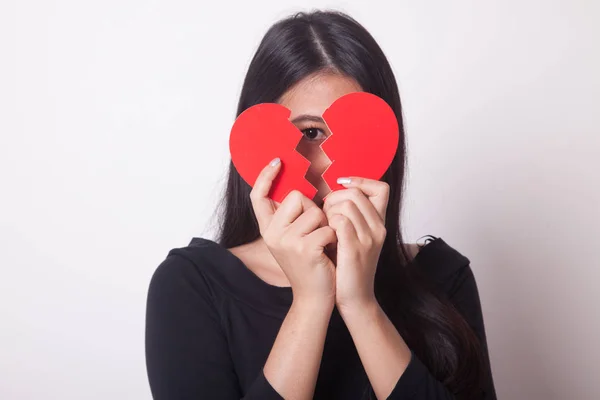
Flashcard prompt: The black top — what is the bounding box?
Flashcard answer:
[145,236,497,399]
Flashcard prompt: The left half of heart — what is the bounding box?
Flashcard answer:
[229,103,318,203]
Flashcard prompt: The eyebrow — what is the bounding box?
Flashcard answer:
[290,114,325,124]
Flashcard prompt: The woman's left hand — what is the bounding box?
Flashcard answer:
[322,177,390,314]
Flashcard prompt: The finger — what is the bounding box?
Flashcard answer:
[323,187,382,231]
[288,207,328,236]
[271,190,318,228]
[249,158,282,230]
[325,200,371,243]
[328,214,359,247]
[333,177,390,220]
[305,225,337,249]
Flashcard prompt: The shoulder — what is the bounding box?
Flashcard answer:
[407,236,489,338]
[409,235,475,296]
[148,238,231,301]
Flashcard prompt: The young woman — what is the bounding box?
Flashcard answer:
[145,10,497,400]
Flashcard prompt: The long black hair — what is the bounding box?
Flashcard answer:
[215,9,484,398]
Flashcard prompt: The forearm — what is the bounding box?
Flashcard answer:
[263,297,334,400]
[340,300,412,400]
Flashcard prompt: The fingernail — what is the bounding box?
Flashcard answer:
[337,177,351,185]
[270,157,281,167]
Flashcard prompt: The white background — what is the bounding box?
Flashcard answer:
[1,1,599,399]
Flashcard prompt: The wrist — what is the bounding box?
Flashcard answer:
[338,296,381,322]
[292,295,336,315]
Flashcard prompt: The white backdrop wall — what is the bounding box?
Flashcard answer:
[1,1,599,399]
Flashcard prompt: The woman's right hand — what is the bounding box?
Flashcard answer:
[250,157,338,304]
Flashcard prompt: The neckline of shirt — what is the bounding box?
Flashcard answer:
[186,236,448,318]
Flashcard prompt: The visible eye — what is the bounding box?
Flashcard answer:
[301,126,327,142]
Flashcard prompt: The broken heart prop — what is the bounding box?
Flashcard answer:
[229,91,399,203]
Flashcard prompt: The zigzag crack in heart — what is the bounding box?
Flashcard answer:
[294,125,334,201]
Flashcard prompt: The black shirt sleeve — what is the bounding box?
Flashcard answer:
[385,263,497,399]
[144,254,283,400]
[447,264,497,400]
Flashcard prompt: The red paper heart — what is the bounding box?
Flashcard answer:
[229,92,399,203]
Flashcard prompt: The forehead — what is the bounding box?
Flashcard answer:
[278,73,363,117]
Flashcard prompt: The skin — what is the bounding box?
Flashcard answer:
[228,72,418,400]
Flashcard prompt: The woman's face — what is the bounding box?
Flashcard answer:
[278,72,363,207]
